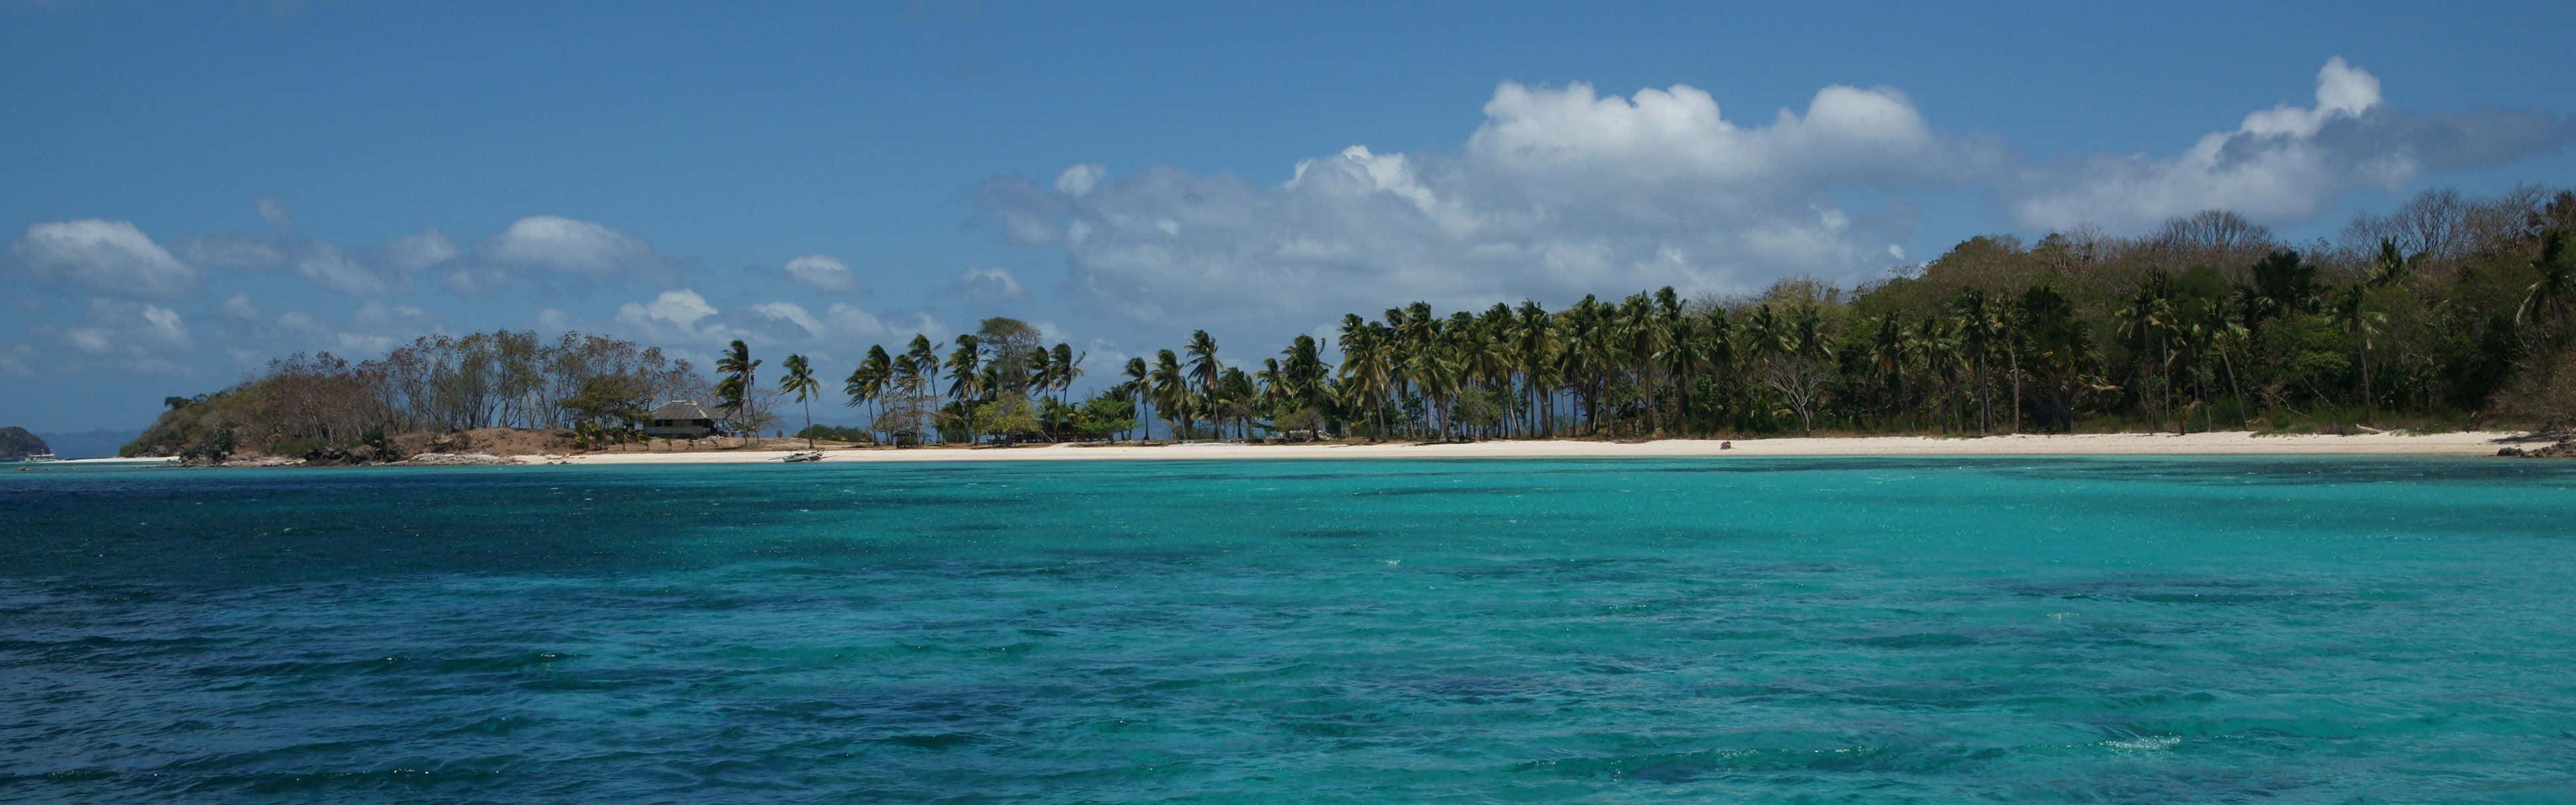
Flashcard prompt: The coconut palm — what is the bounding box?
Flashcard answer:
[1123,356,1152,440]
[1337,315,1393,439]
[714,339,761,443]
[1151,349,1190,440]
[2519,228,2574,330]
[845,344,892,442]
[2116,272,2180,431]
[780,354,820,447]
[1952,288,2004,433]
[1052,342,1083,408]
[2328,284,2390,423]
[1184,329,1221,423]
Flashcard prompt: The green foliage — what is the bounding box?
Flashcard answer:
[975,394,1044,442]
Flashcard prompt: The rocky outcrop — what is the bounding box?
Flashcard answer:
[0,427,48,459]
[303,445,407,466]
[2497,437,2576,458]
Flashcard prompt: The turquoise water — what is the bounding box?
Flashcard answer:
[5,457,2576,802]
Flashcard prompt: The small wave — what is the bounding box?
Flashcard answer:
[2104,735,2182,751]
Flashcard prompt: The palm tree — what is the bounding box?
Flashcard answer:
[845,344,892,443]
[1338,314,1391,439]
[1123,356,1152,440]
[1151,349,1189,440]
[946,335,985,443]
[2518,228,2574,331]
[780,354,820,448]
[2328,284,2389,423]
[1184,329,1221,427]
[1868,314,1910,429]
[2116,272,2178,431]
[1952,288,2003,434]
[714,339,760,443]
[1052,342,1083,408]
[901,334,941,443]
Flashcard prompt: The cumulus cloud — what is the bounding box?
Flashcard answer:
[221,293,259,320]
[944,267,1026,301]
[824,303,947,343]
[482,215,659,274]
[52,299,194,374]
[782,254,859,292]
[612,288,941,351]
[182,231,413,294]
[11,220,200,297]
[615,289,727,344]
[977,80,1950,324]
[1055,163,1107,196]
[753,301,827,339]
[2004,57,2573,231]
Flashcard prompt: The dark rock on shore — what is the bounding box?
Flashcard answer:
[2498,437,2576,459]
[303,445,407,466]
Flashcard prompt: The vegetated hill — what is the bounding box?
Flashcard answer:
[124,330,710,460]
[0,426,50,458]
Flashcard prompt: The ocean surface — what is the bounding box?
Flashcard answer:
[5,456,2575,803]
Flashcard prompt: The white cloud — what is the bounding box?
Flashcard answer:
[256,196,292,228]
[54,299,194,370]
[977,80,1937,324]
[2004,57,2572,231]
[826,303,947,343]
[386,231,460,270]
[277,311,323,331]
[350,301,429,329]
[482,215,658,274]
[536,308,572,331]
[221,293,258,320]
[64,328,113,354]
[1055,163,1107,196]
[289,242,399,294]
[613,288,751,345]
[754,301,826,339]
[983,62,2567,323]
[944,267,1026,301]
[182,232,410,294]
[1464,80,1956,186]
[11,220,199,297]
[782,254,859,292]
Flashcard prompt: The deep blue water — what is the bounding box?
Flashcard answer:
[5,456,2576,803]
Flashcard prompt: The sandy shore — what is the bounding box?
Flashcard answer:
[515,431,2532,466]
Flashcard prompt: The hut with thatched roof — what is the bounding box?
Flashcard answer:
[643,400,718,439]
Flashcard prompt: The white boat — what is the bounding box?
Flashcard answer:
[782,451,824,463]
[19,453,58,463]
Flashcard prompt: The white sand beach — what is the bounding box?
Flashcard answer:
[517,431,2532,466]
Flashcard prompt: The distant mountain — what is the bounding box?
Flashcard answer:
[34,428,131,460]
[1,427,50,459]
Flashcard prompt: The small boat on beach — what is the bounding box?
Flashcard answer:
[782,451,824,463]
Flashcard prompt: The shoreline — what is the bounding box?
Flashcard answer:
[506,431,2532,466]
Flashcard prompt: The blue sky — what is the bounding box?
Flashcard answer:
[5,0,2572,435]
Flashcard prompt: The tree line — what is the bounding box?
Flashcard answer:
[130,184,2576,456]
[831,186,2575,443]
[125,331,710,457]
